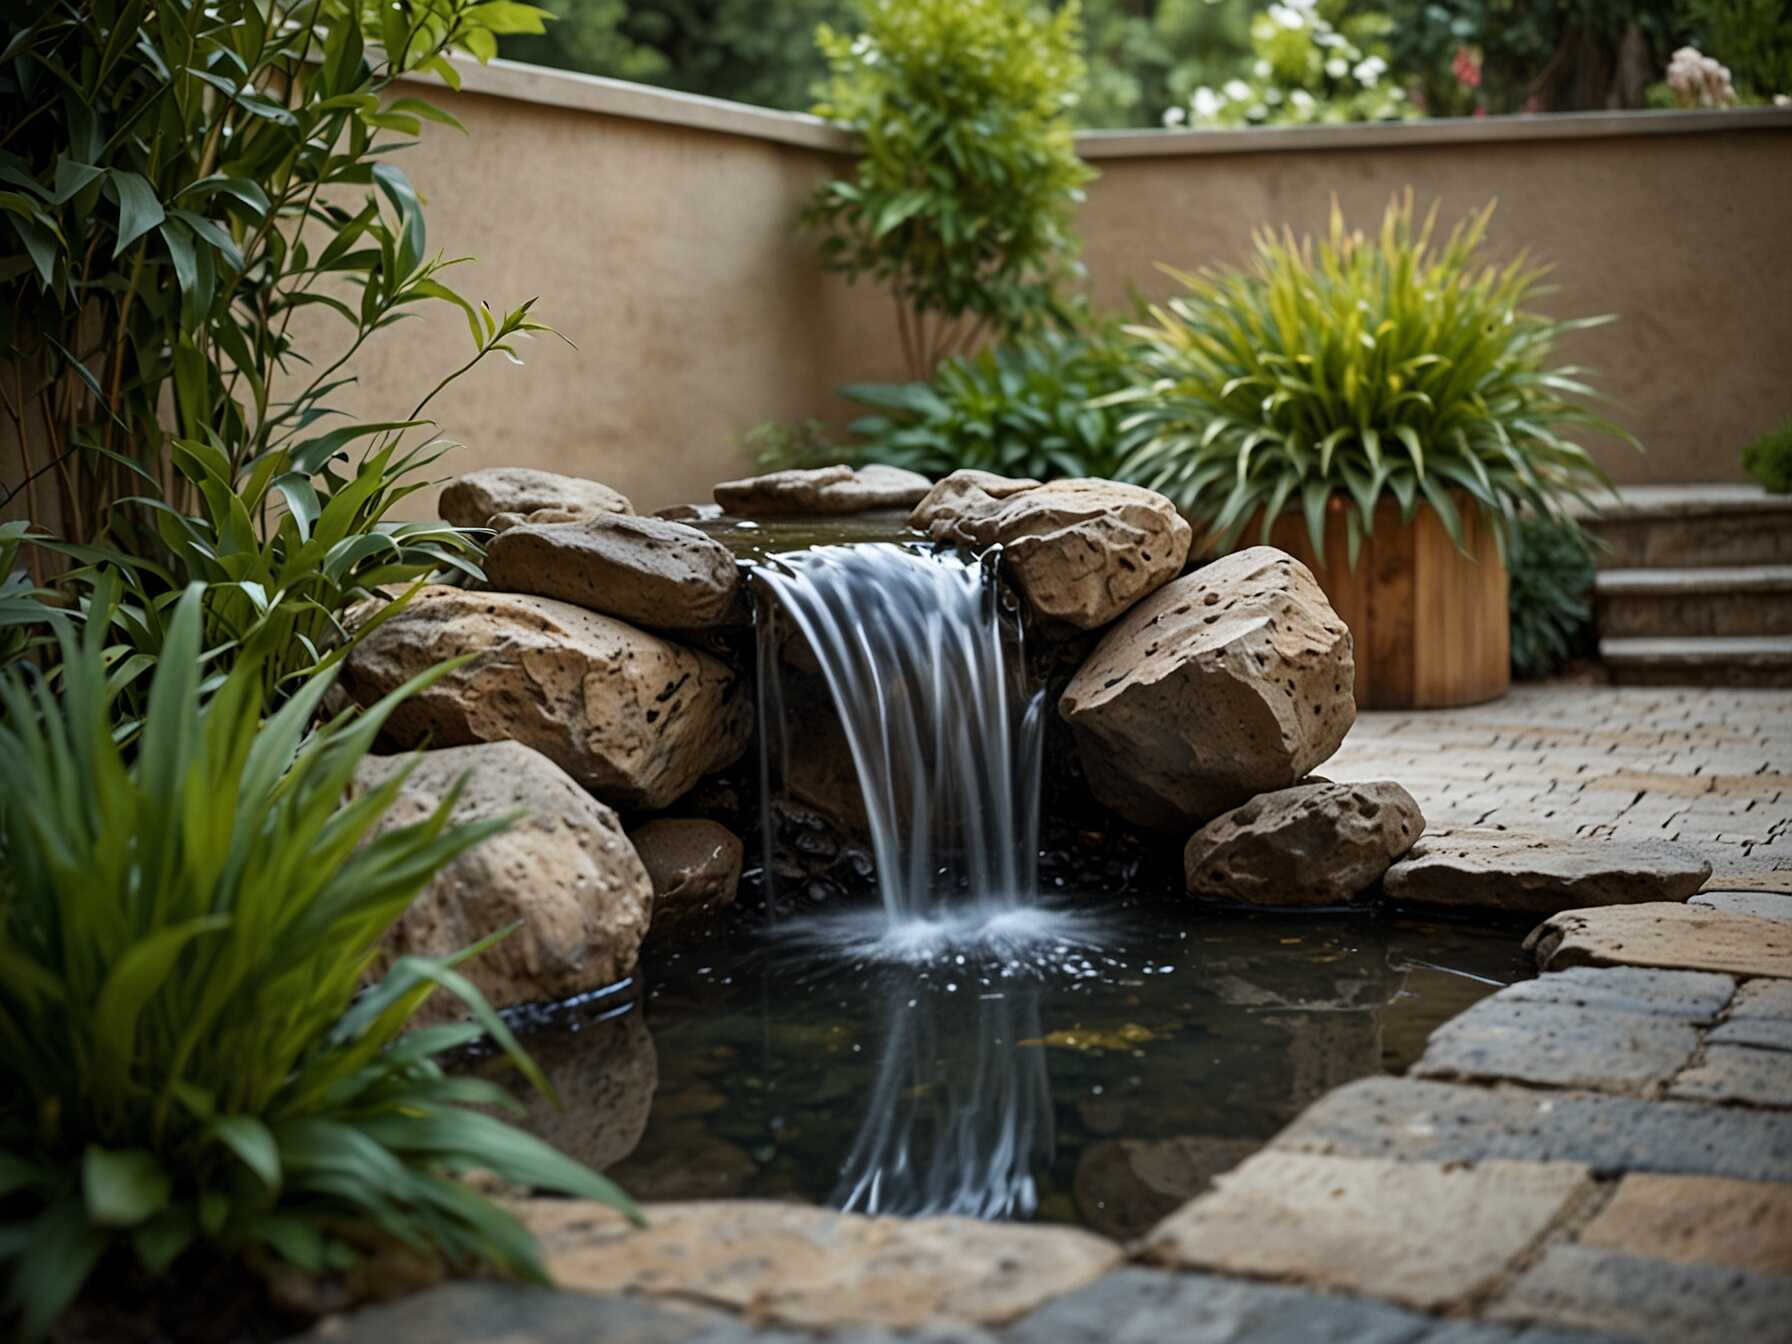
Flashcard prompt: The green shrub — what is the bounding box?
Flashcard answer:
[1,0,556,704]
[1741,416,1792,494]
[1508,513,1598,679]
[743,418,840,474]
[840,327,1133,481]
[0,585,634,1340]
[803,0,1095,377]
[1681,0,1792,100]
[1111,193,1633,565]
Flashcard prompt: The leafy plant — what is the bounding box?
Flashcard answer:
[0,585,635,1340]
[1165,0,1415,128]
[1682,0,1792,99]
[803,0,1095,378]
[840,326,1133,481]
[1741,415,1792,494]
[0,0,548,555]
[1110,193,1632,565]
[1508,512,1597,677]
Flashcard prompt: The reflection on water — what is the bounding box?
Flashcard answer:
[487,900,1529,1237]
[832,975,1052,1219]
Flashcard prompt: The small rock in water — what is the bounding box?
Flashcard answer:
[630,818,744,940]
[714,463,932,516]
[1183,780,1424,906]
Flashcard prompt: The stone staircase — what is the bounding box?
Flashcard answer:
[1584,485,1792,687]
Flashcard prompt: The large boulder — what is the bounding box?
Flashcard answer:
[913,477,1192,630]
[339,586,749,809]
[483,514,742,631]
[1387,827,1714,914]
[629,818,744,938]
[1183,780,1425,906]
[713,464,931,517]
[350,742,651,1022]
[439,468,632,528]
[1060,548,1356,832]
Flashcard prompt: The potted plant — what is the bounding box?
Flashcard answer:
[1108,192,1634,709]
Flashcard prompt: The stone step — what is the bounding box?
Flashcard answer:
[1580,484,1792,569]
[1600,634,1792,687]
[1595,565,1792,638]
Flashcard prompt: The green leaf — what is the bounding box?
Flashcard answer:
[83,1148,172,1228]
[108,169,164,257]
[211,1115,282,1191]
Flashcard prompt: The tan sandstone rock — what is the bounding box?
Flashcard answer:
[1060,548,1356,831]
[483,513,741,630]
[513,1198,1121,1329]
[350,742,650,1022]
[629,818,744,937]
[913,477,1191,630]
[713,463,932,517]
[438,467,632,528]
[339,586,749,809]
[1183,780,1424,905]
[905,469,1042,534]
[1526,902,1792,979]
[1385,826,1713,913]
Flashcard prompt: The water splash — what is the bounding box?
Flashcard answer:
[754,543,1046,931]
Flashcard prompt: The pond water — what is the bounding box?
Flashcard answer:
[485,894,1528,1240]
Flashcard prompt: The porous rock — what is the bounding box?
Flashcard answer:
[439,467,632,528]
[1183,780,1424,905]
[914,477,1191,630]
[1385,826,1713,913]
[713,464,932,516]
[483,513,741,630]
[339,586,749,810]
[905,469,1042,534]
[512,1198,1121,1330]
[350,741,650,1022]
[629,818,744,937]
[1060,547,1356,831]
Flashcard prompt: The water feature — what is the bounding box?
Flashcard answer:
[752,542,1051,953]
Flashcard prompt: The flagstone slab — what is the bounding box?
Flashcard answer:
[300,1281,731,1343]
[1411,994,1704,1095]
[511,1199,1120,1330]
[1668,1043,1792,1107]
[1575,1173,1792,1276]
[1488,1244,1792,1344]
[1525,903,1792,979]
[1383,827,1710,914]
[1708,978,1792,1050]
[1689,890,1792,920]
[1270,1077,1792,1182]
[1140,1152,1591,1311]
[1492,965,1735,1020]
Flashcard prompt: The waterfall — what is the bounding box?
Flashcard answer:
[753,543,1047,933]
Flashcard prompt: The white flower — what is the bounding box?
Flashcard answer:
[1193,86,1224,119]
[1353,56,1387,86]
[1290,89,1316,112]
[1325,57,1349,79]
[1247,103,1269,120]
[1264,86,1284,104]
[1268,4,1304,29]
[1224,79,1253,101]
[1162,105,1188,127]
[1254,59,1272,78]
[1775,93,1792,107]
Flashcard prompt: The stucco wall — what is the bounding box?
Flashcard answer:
[8,60,1790,526]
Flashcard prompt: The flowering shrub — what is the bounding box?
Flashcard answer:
[1162,0,1413,128]
[1666,45,1739,105]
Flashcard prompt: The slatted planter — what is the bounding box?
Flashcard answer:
[1245,494,1509,711]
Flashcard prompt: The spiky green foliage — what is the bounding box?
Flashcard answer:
[840,327,1132,482]
[0,585,634,1340]
[1741,415,1792,494]
[803,0,1095,377]
[1110,193,1633,565]
[1508,513,1597,678]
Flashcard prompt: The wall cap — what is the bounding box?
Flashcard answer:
[436,58,1792,158]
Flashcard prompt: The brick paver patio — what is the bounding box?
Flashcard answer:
[1327,683,1792,891]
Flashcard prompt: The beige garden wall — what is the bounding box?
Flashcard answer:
[8,60,1790,527]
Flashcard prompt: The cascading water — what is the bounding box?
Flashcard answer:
[753,542,1049,945]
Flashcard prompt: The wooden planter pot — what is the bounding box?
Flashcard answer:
[1244,495,1509,711]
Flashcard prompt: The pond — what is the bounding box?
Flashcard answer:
[481,893,1527,1240]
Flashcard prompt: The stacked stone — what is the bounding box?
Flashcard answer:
[340,467,766,1017]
